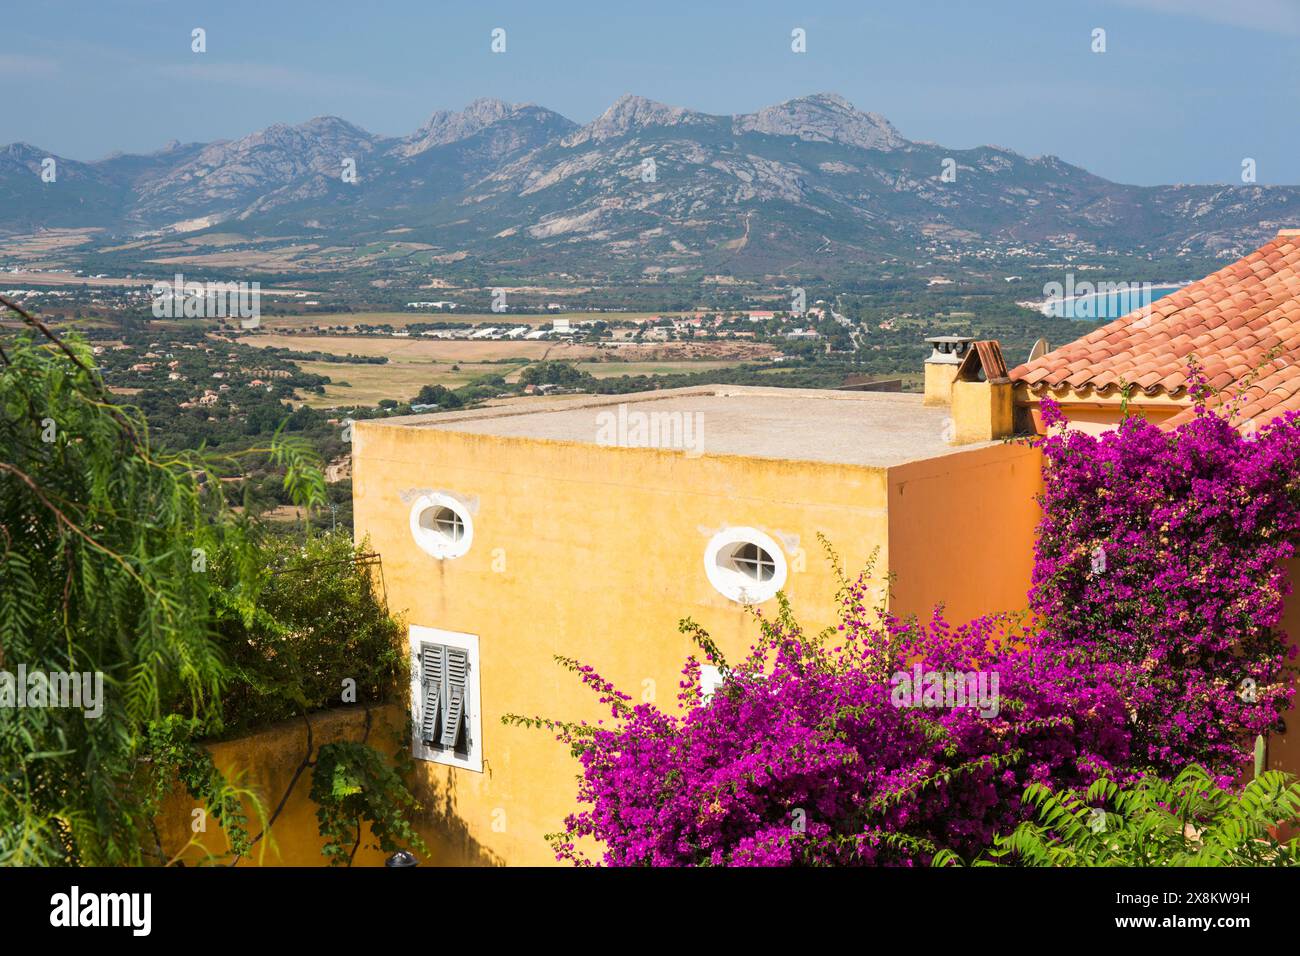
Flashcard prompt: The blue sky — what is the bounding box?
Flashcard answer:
[4,0,1299,185]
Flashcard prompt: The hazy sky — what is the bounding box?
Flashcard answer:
[4,0,1299,185]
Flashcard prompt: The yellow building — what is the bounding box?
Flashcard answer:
[352,369,1038,866]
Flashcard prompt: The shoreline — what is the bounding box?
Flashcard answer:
[1036,281,1190,318]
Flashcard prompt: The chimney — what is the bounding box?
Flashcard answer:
[923,335,973,406]
[948,340,1013,444]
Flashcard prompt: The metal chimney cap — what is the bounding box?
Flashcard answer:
[925,335,975,363]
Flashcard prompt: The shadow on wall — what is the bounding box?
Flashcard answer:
[411,767,504,867]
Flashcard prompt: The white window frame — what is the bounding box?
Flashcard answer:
[409,626,483,772]
[700,664,725,701]
[409,493,474,560]
[703,527,788,604]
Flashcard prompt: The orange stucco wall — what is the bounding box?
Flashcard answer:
[1022,402,1186,436]
[1270,557,1300,777]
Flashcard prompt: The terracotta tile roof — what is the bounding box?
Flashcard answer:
[1163,356,1300,429]
[1010,233,1300,428]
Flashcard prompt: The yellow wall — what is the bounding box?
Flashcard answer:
[923,362,958,406]
[352,420,1043,865]
[951,380,1014,445]
[887,442,1042,625]
[157,705,403,867]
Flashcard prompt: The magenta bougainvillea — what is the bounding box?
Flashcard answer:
[517,575,1130,866]
[518,385,1299,865]
[1032,393,1298,780]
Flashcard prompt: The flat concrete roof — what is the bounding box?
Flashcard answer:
[374,385,997,468]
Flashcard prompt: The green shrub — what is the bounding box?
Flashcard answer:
[938,764,1300,867]
[211,531,405,737]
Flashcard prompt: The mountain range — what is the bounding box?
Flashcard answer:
[3,93,1296,277]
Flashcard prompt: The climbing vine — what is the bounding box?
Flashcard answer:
[310,741,428,866]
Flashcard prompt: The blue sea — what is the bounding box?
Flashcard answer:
[1043,283,1186,321]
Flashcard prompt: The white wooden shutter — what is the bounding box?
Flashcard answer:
[420,643,443,744]
[441,647,468,749]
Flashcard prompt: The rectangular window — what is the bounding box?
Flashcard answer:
[409,626,482,772]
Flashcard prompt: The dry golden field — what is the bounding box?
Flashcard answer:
[293,360,511,408]
[237,332,763,408]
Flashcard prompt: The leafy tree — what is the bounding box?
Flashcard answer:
[0,298,321,864]
[414,384,462,409]
[212,531,405,736]
[519,361,593,388]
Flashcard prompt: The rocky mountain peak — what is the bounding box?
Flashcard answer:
[0,92,1287,266]
[566,94,715,145]
[733,93,907,151]
[399,98,518,156]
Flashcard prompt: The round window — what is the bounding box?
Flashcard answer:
[704,528,787,603]
[409,494,473,559]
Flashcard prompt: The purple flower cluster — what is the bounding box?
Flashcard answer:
[551,588,1129,866]
[1032,394,1298,782]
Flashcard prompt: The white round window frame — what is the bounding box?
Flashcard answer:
[704,527,787,604]
[409,493,474,560]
